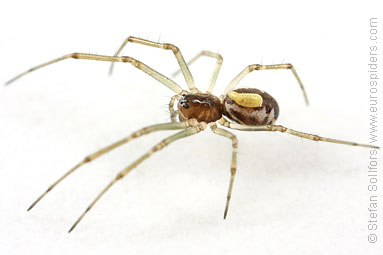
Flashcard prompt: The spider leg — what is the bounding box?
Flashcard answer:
[27,121,191,212]
[5,53,186,95]
[168,95,181,122]
[210,124,238,219]
[224,63,309,105]
[172,51,223,93]
[219,118,379,149]
[109,36,197,92]
[68,126,202,233]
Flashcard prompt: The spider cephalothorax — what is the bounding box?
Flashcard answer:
[6,36,378,232]
[178,93,222,123]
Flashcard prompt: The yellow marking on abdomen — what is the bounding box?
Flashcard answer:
[227,90,263,108]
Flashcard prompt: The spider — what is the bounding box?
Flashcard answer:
[6,36,378,233]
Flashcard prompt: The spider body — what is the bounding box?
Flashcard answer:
[223,88,279,126]
[6,36,378,232]
[178,88,279,126]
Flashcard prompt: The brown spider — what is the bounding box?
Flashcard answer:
[6,36,378,233]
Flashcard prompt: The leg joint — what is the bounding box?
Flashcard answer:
[122,56,140,67]
[271,125,287,132]
[131,129,145,138]
[153,141,168,152]
[249,64,262,71]
[232,137,238,147]
[163,43,180,54]
[116,173,124,180]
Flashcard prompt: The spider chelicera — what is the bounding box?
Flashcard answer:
[6,36,378,233]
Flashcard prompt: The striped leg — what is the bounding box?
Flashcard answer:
[68,126,202,233]
[211,124,238,219]
[5,53,185,94]
[224,63,309,105]
[172,51,223,93]
[219,118,379,149]
[109,36,197,92]
[27,121,191,211]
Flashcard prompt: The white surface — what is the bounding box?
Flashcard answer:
[0,1,382,254]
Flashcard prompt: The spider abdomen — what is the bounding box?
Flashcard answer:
[178,94,223,123]
[223,88,279,125]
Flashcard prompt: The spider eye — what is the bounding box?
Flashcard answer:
[179,98,190,109]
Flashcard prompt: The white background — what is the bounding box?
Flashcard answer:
[0,1,382,254]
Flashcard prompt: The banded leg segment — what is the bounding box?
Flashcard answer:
[109,36,197,92]
[224,63,309,105]
[27,121,191,211]
[211,124,238,219]
[219,118,379,149]
[5,53,185,94]
[172,51,223,93]
[68,126,202,233]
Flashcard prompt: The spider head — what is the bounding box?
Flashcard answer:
[177,93,223,123]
